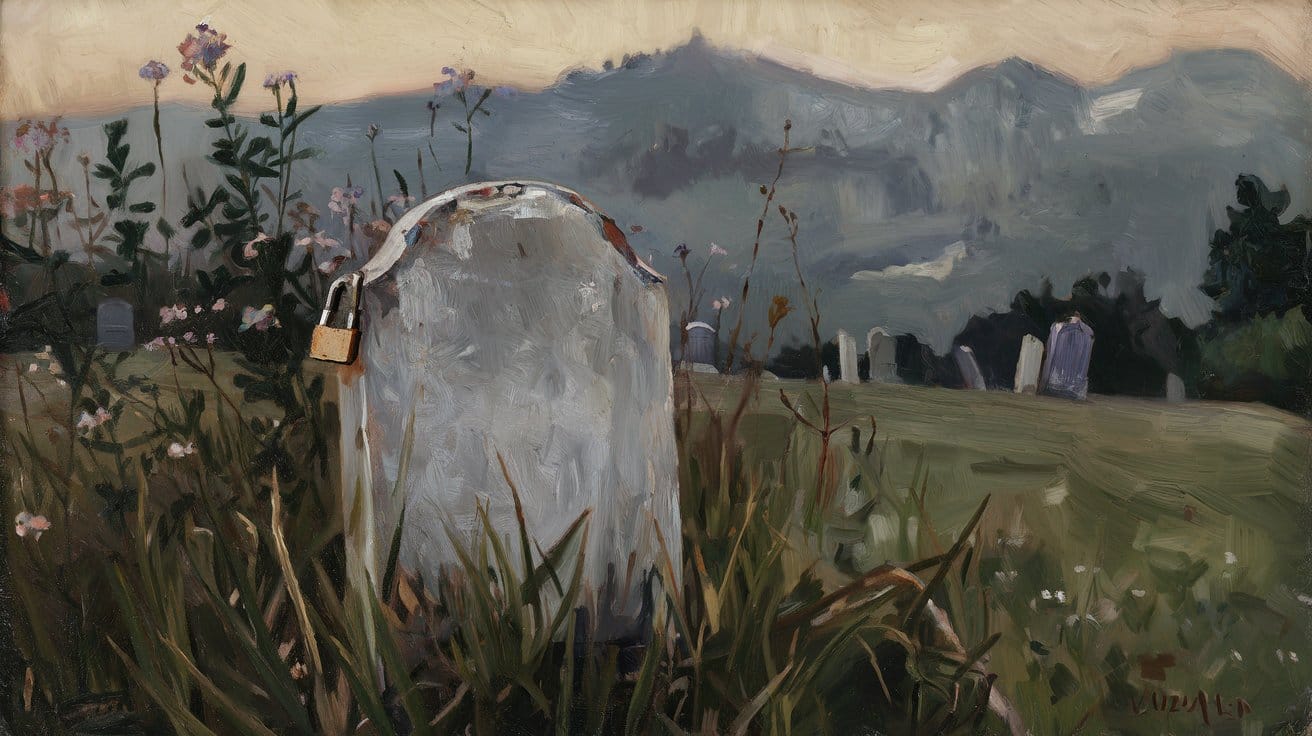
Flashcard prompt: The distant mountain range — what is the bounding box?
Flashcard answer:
[6,37,1310,350]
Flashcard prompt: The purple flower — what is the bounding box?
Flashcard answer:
[239,304,281,332]
[328,186,364,219]
[139,60,170,82]
[178,23,232,80]
[366,123,380,140]
[674,243,690,259]
[709,242,727,256]
[434,67,476,97]
[262,70,297,89]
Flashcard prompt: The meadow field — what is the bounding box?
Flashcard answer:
[5,351,1311,734]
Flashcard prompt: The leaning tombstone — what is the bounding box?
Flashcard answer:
[953,345,987,390]
[1039,315,1094,400]
[837,329,859,383]
[684,321,716,367]
[866,327,898,383]
[1165,373,1186,403]
[1013,334,1044,394]
[96,298,134,351]
[314,181,680,642]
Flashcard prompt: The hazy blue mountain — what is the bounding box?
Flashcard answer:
[6,38,1310,350]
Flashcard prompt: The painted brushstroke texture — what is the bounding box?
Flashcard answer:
[3,0,1310,117]
[339,184,679,639]
[3,42,1309,352]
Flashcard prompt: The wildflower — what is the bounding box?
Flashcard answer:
[1130,589,1147,598]
[167,337,176,346]
[289,662,308,680]
[262,70,296,89]
[177,23,232,82]
[1277,650,1285,664]
[1073,565,1087,573]
[712,299,722,311]
[709,242,727,256]
[76,407,112,432]
[1055,590,1067,604]
[206,332,216,345]
[76,412,99,431]
[182,331,196,344]
[1225,551,1238,565]
[1291,651,1300,663]
[144,337,166,351]
[1298,593,1312,607]
[193,305,203,315]
[138,60,170,82]
[296,230,349,274]
[673,243,690,259]
[328,186,364,219]
[1040,589,1053,600]
[211,298,228,311]
[243,232,272,260]
[366,123,380,140]
[239,304,280,332]
[14,512,51,540]
[492,85,515,98]
[434,67,476,96]
[167,441,195,459]
[13,119,68,155]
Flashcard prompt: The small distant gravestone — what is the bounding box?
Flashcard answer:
[866,327,898,383]
[837,329,859,383]
[684,321,716,366]
[954,345,987,390]
[1013,334,1044,394]
[1166,373,1186,403]
[331,181,679,642]
[1039,316,1094,400]
[96,298,134,351]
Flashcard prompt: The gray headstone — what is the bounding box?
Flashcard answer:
[837,329,859,383]
[684,321,716,366]
[954,345,987,390]
[1039,316,1094,400]
[1166,373,1186,403]
[1013,334,1044,394]
[335,182,679,641]
[96,298,134,350]
[866,327,898,383]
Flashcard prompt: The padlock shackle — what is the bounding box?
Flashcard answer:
[318,272,363,328]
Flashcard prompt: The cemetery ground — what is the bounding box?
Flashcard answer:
[4,349,1312,734]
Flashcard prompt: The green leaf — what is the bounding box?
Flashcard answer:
[205,118,227,128]
[224,63,246,106]
[259,113,279,127]
[393,170,410,199]
[129,202,156,214]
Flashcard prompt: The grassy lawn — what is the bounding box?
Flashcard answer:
[4,351,1310,733]
[695,373,1312,732]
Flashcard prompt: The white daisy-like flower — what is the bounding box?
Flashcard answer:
[1131,589,1147,598]
[1055,590,1067,604]
[1074,565,1087,574]
[167,441,195,459]
[1040,589,1053,600]
[1225,551,1238,565]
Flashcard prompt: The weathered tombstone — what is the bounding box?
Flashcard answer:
[1013,334,1044,394]
[1039,316,1094,400]
[96,298,134,350]
[837,329,859,383]
[684,321,716,366]
[954,345,987,390]
[330,181,679,641]
[1165,373,1186,403]
[866,327,898,383]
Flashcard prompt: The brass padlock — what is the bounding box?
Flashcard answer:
[309,272,363,364]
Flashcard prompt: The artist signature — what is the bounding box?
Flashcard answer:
[1130,688,1252,725]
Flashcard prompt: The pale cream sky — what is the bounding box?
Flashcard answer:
[1,0,1309,118]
